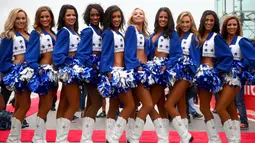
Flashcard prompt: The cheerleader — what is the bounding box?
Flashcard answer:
[98,5,135,143]
[142,7,177,142]
[124,8,156,143]
[75,4,104,143]
[0,8,31,143]
[169,11,201,141]
[217,15,255,142]
[24,6,57,142]
[194,10,234,143]
[52,4,80,143]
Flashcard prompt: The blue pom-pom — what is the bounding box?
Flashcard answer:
[97,75,115,98]
[193,64,221,93]
[3,63,31,92]
[28,65,58,95]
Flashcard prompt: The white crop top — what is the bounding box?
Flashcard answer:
[157,35,170,54]
[202,32,217,58]
[40,34,54,54]
[136,28,145,50]
[112,30,124,53]
[13,35,26,56]
[89,26,102,52]
[181,33,193,56]
[64,27,80,52]
[229,36,243,61]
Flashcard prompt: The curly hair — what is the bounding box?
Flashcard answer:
[83,4,104,27]
[1,8,29,39]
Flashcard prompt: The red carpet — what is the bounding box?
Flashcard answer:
[0,130,255,142]
[5,91,61,116]
[5,97,39,116]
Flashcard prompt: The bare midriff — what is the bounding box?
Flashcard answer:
[68,51,76,57]
[114,52,124,67]
[137,49,147,64]
[13,54,25,64]
[201,57,214,67]
[40,52,53,65]
[92,51,101,56]
[154,47,168,58]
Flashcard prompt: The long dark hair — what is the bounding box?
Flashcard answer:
[57,4,79,33]
[83,4,104,27]
[154,7,175,38]
[103,5,125,31]
[198,10,219,37]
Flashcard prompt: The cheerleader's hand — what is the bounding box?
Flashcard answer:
[161,66,166,72]
[239,68,242,74]
[108,73,112,80]
[138,66,143,71]
[92,63,98,69]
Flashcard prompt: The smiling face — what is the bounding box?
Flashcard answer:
[39,10,52,29]
[131,9,145,25]
[90,8,100,26]
[64,9,76,27]
[204,14,215,32]
[180,15,191,33]
[112,10,121,30]
[227,18,238,36]
[158,11,168,28]
[15,11,27,30]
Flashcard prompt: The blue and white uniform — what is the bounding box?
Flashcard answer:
[52,26,80,84]
[76,24,102,85]
[193,32,233,93]
[0,32,32,91]
[98,29,134,97]
[149,31,183,87]
[176,32,201,82]
[124,26,152,88]
[25,29,58,95]
[221,36,255,86]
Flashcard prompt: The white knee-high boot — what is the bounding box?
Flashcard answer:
[232,120,240,143]
[108,117,127,143]
[153,118,168,143]
[7,117,22,143]
[172,116,193,143]
[205,119,222,143]
[162,118,170,141]
[126,118,135,142]
[182,118,188,130]
[32,117,47,143]
[129,117,145,143]
[223,119,236,143]
[80,117,95,143]
[56,118,70,143]
[106,118,116,141]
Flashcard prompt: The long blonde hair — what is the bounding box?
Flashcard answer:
[176,11,200,45]
[127,8,149,37]
[1,8,29,39]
